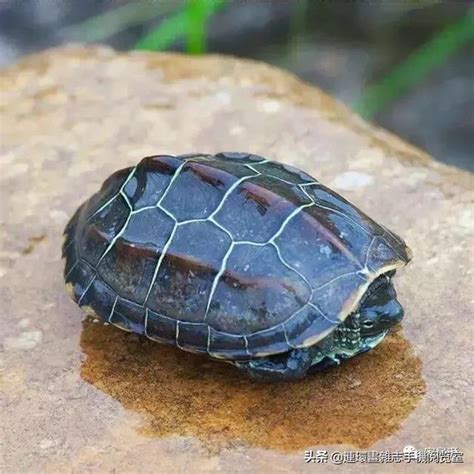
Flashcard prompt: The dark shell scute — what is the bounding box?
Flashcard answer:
[161,161,238,221]
[170,221,231,269]
[97,243,159,305]
[366,235,410,271]
[146,253,215,323]
[145,222,231,322]
[206,244,310,334]
[177,322,208,352]
[246,325,289,356]
[95,207,174,305]
[146,310,177,343]
[65,258,95,304]
[124,155,182,209]
[194,158,258,180]
[304,184,377,235]
[146,256,214,322]
[79,196,129,267]
[178,153,212,161]
[144,220,232,322]
[283,305,335,347]
[306,184,410,269]
[275,206,370,288]
[378,228,412,264]
[121,207,174,248]
[111,298,146,334]
[63,224,80,277]
[311,273,368,322]
[85,167,132,218]
[214,175,311,243]
[63,207,81,245]
[208,328,248,358]
[77,276,116,321]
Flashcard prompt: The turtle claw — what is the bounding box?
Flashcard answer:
[235,348,313,382]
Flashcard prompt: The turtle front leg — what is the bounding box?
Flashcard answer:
[234,348,313,382]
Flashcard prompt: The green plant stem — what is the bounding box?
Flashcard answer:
[135,0,227,52]
[186,0,208,54]
[355,9,474,119]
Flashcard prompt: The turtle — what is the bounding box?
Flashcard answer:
[62,152,412,381]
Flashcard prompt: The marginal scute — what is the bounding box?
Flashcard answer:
[246,325,289,356]
[177,322,208,352]
[62,207,81,246]
[379,227,412,264]
[208,327,248,359]
[66,259,95,304]
[194,158,258,180]
[63,231,79,278]
[366,235,408,272]
[146,310,176,343]
[76,275,116,321]
[111,298,146,334]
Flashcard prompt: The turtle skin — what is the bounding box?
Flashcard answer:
[63,152,411,363]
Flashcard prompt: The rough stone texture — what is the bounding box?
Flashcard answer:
[1,45,473,473]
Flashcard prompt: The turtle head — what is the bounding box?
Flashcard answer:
[309,272,405,371]
[359,273,404,338]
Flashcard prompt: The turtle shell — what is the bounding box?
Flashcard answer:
[63,152,411,360]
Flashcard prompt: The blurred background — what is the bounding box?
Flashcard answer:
[1,0,472,170]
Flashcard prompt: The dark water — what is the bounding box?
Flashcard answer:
[80,319,425,452]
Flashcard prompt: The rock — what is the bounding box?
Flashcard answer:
[1,45,472,473]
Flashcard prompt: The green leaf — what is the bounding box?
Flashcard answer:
[135,10,188,51]
[135,0,227,52]
[355,9,474,119]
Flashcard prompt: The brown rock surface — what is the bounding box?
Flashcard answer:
[1,45,472,473]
